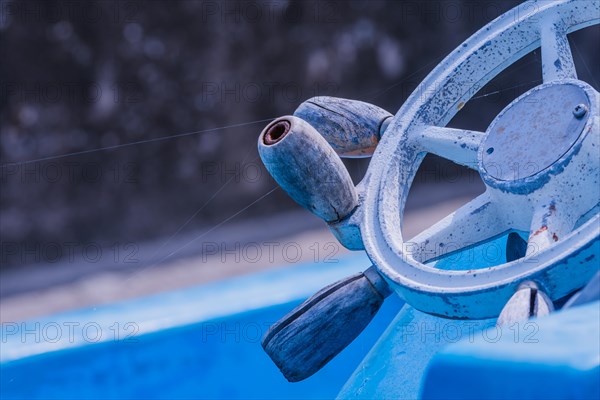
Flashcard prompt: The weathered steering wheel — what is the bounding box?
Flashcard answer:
[258,0,599,382]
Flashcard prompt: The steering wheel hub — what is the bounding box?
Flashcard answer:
[480,82,591,188]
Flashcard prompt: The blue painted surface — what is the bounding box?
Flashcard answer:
[337,305,496,400]
[2,238,599,399]
[427,230,523,270]
[338,234,511,399]
[1,254,404,399]
[422,301,600,400]
[338,232,600,399]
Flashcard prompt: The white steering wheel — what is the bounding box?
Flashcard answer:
[360,0,600,318]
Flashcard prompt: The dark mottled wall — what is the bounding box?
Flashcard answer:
[1,0,598,268]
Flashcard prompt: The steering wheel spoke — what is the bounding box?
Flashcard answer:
[414,125,485,169]
[408,192,510,263]
[525,181,600,256]
[540,14,577,82]
[526,198,576,255]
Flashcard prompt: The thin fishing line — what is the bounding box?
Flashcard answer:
[127,56,453,277]
[126,186,278,279]
[143,151,260,264]
[8,117,276,166]
[470,79,542,100]
[571,39,599,88]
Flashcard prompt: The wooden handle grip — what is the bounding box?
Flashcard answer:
[258,116,358,223]
[294,96,392,157]
[261,266,391,382]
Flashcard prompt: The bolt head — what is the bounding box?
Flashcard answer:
[573,103,588,119]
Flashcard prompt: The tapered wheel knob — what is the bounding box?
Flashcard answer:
[294,96,392,157]
[261,266,391,382]
[258,116,358,223]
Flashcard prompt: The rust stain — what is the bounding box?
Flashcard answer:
[343,145,377,157]
[532,225,548,237]
[552,232,559,242]
[457,102,465,111]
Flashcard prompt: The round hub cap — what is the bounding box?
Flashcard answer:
[480,83,590,184]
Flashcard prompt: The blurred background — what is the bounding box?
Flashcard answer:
[1,0,599,321]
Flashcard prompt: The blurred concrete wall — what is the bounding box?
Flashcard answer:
[1,0,598,269]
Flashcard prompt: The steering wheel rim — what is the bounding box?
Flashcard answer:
[361,0,600,319]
